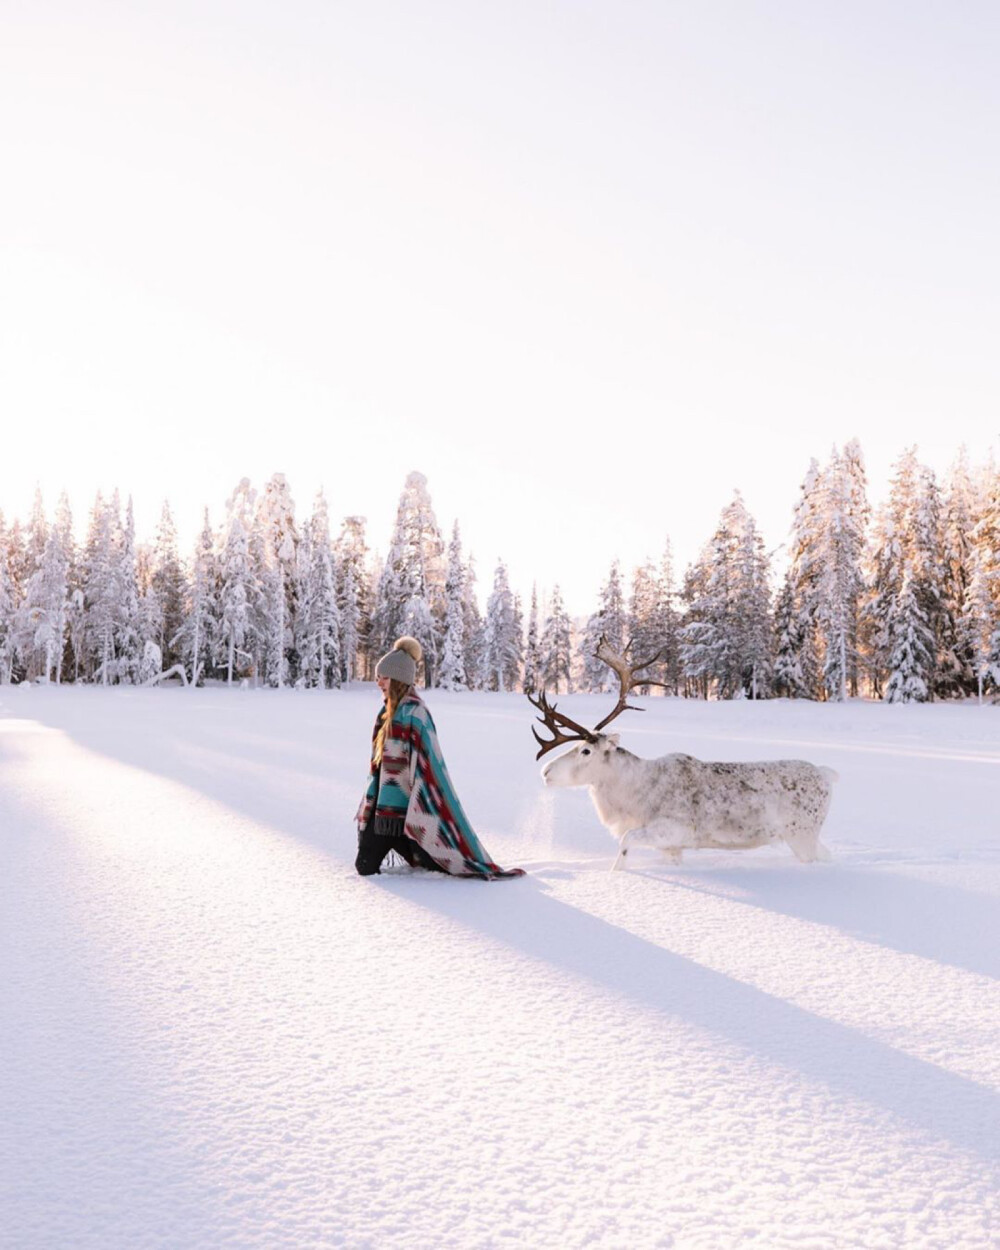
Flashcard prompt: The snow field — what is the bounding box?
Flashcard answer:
[2,687,998,1249]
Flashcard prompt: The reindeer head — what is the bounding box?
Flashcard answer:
[527,636,664,787]
[540,732,623,788]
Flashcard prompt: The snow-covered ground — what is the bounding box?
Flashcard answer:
[2,685,998,1250]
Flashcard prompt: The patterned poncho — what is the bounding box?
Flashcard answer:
[356,692,524,880]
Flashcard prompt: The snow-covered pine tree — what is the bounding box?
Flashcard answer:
[970,460,1000,697]
[772,573,808,698]
[175,509,218,687]
[579,610,607,693]
[114,496,144,684]
[49,493,75,683]
[82,492,118,685]
[64,501,87,683]
[218,478,256,685]
[884,570,935,703]
[680,494,772,699]
[680,533,736,699]
[628,561,659,693]
[782,459,825,698]
[371,473,446,684]
[581,561,626,692]
[512,592,525,689]
[2,520,26,682]
[0,512,16,684]
[522,584,541,695]
[939,449,981,698]
[963,542,997,703]
[483,560,521,692]
[817,441,869,701]
[149,502,186,673]
[461,553,485,690]
[539,584,572,693]
[335,516,369,682]
[735,507,773,699]
[678,553,710,698]
[13,488,47,679]
[867,448,940,701]
[298,491,341,688]
[23,501,72,683]
[913,463,948,691]
[26,486,47,577]
[438,522,468,691]
[252,474,299,688]
[652,539,681,693]
[135,539,164,684]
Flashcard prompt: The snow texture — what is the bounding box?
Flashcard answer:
[2,687,998,1249]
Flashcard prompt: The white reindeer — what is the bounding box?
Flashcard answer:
[529,640,836,870]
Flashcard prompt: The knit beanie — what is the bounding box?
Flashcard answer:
[375,636,422,686]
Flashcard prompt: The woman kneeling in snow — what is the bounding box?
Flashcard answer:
[355,637,524,880]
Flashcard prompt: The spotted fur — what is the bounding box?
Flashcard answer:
[541,735,836,869]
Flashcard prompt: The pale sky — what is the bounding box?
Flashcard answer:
[2,1,998,615]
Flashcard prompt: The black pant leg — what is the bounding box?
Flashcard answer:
[356,813,447,876]
[355,815,395,876]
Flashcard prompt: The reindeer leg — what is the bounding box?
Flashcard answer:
[611,829,635,872]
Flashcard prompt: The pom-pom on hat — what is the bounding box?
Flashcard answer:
[375,635,422,686]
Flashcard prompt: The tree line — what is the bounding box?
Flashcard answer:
[0,446,998,702]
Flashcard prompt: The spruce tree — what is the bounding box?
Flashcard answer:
[298,491,341,688]
[82,493,118,685]
[0,513,17,684]
[867,448,940,701]
[653,539,680,693]
[817,441,869,701]
[539,584,572,693]
[252,474,299,688]
[176,509,218,687]
[150,502,186,672]
[219,479,256,685]
[438,522,468,691]
[371,472,445,683]
[462,553,485,690]
[335,516,369,682]
[115,496,143,684]
[483,561,521,692]
[581,561,626,692]
[523,584,541,695]
[680,494,772,699]
[884,571,935,703]
[783,460,825,698]
[628,561,660,693]
[772,573,808,698]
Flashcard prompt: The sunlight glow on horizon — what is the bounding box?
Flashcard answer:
[2,2,999,614]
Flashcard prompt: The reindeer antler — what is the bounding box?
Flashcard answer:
[526,637,667,760]
[592,635,667,732]
[527,689,598,761]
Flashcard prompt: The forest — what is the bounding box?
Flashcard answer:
[1,443,998,702]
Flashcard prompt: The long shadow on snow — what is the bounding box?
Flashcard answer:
[0,781,225,1246]
[378,873,1000,1165]
[670,864,1000,982]
[18,690,538,860]
[17,691,378,853]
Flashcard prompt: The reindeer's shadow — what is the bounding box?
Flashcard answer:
[657,859,1000,981]
[376,870,1000,1164]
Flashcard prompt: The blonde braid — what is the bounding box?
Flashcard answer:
[373,679,412,765]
